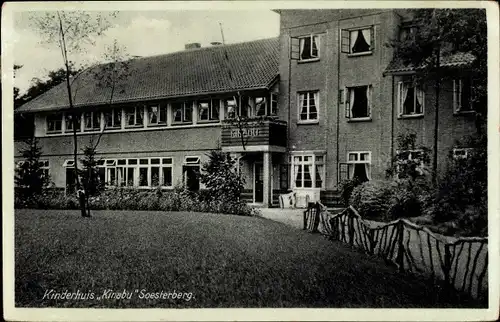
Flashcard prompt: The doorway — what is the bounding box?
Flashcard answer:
[183,165,200,191]
[254,163,263,203]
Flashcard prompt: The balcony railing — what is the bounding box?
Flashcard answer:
[221,117,287,148]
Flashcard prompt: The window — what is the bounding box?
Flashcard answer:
[399,25,417,42]
[125,106,144,127]
[63,159,75,168]
[47,113,63,133]
[65,113,82,132]
[347,152,371,182]
[38,160,50,180]
[453,78,474,113]
[398,80,425,117]
[292,154,325,189]
[172,101,193,123]
[299,35,320,61]
[225,98,238,119]
[148,105,167,125]
[99,157,174,188]
[298,91,319,122]
[183,156,200,191]
[453,148,474,160]
[345,85,372,119]
[84,111,101,131]
[397,150,425,175]
[255,97,267,116]
[270,93,278,116]
[104,108,122,128]
[198,99,220,121]
[341,27,374,55]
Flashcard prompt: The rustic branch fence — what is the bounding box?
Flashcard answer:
[303,203,488,301]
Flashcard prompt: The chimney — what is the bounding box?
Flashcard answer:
[210,42,223,46]
[185,43,201,50]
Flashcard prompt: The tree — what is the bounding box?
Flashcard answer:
[15,137,49,196]
[391,9,487,184]
[30,11,118,217]
[200,150,244,203]
[15,65,80,108]
[78,40,131,210]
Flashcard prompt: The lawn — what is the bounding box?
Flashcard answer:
[14,209,480,308]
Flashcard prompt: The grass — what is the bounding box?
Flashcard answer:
[14,209,482,308]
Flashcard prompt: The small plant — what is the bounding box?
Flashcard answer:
[15,137,50,197]
[339,178,362,206]
[200,150,244,203]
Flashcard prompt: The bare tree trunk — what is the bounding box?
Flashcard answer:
[432,50,440,186]
[58,12,88,217]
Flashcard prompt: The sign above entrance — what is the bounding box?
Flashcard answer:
[230,127,261,138]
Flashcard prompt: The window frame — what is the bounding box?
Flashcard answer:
[345,85,372,121]
[172,101,193,124]
[453,78,475,114]
[46,113,63,134]
[147,104,168,126]
[297,91,319,124]
[346,151,372,181]
[197,99,220,122]
[290,153,325,189]
[104,108,122,129]
[84,111,101,131]
[396,149,425,174]
[125,105,144,128]
[452,148,474,160]
[298,34,320,62]
[341,26,375,56]
[398,80,425,118]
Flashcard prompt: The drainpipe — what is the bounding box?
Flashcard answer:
[390,75,395,167]
[335,21,341,187]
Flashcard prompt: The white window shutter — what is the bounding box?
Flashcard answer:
[345,87,350,118]
[452,79,458,112]
[370,26,375,51]
[341,29,350,53]
[367,85,372,117]
[290,37,300,60]
[397,81,403,117]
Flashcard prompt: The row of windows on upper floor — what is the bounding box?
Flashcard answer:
[294,24,416,62]
[298,78,474,123]
[45,94,278,134]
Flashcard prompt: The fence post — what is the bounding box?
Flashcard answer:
[444,244,451,287]
[348,214,355,246]
[303,208,308,230]
[396,221,405,272]
[312,202,320,233]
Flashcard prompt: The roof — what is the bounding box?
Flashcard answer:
[16,38,279,113]
[384,52,476,75]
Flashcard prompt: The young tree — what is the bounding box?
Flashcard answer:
[79,40,131,212]
[391,9,487,184]
[200,150,245,203]
[15,137,49,196]
[30,11,118,217]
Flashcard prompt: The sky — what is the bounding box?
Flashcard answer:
[12,10,280,95]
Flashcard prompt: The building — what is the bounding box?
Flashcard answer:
[14,9,480,208]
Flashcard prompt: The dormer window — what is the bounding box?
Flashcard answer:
[299,35,320,61]
[148,105,167,125]
[125,106,144,127]
[65,113,81,132]
[84,111,101,131]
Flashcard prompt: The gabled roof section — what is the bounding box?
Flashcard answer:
[17,37,279,113]
[384,52,476,75]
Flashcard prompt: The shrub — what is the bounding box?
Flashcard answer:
[15,188,257,217]
[431,134,487,236]
[339,178,362,206]
[200,150,244,203]
[350,180,394,221]
[387,177,432,219]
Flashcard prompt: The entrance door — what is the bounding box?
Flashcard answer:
[183,165,200,191]
[254,163,263,203]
